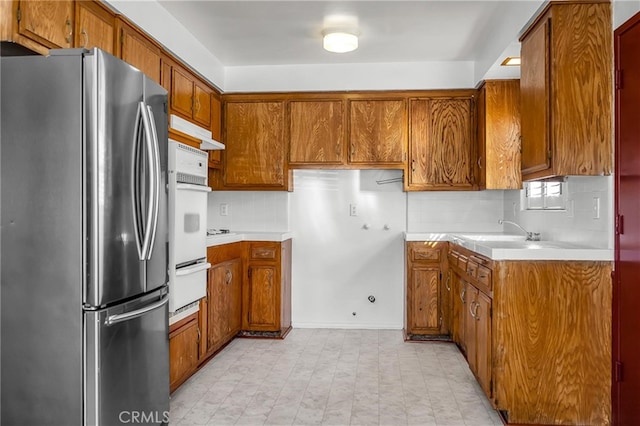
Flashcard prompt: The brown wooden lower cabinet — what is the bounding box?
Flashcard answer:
[243,240,292,336]
[445,242,612,425]
[405,242,449,337]
[169,312,200,393]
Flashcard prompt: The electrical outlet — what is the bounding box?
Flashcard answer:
[350,203,357,216]
[592,197,600,219]
[220,203,229,216]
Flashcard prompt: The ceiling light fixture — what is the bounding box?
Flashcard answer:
[323,30,358,53]
[501,56,521,66]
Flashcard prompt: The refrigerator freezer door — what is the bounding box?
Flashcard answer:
[85,49,147,307]
[85,288,170,425]
[144,76,169,294]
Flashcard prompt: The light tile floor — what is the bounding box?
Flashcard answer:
[170,329,503,426]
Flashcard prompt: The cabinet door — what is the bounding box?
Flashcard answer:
[117,19,161,84]
[207,263,228,352]
[465,284,479,371]
[479,80,522,190]
[409,98,474,189]
[408,265,441,334]
[227,259,243,336]
[74,1,114,54]
[169,315,199,393]
[451,274,466,351]
[224,101,286,188]
[520,15,551,176]
[171,67,194,120]
[349,99,406,164]
[475,290,492,397]
[247,265,278,329]
[289,100,344,165]
[18,0,74,49]
[193,81,212,129]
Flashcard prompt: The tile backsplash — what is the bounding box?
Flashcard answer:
[407,190,505,233]
[503,175,613,248]
[207,191,290,231]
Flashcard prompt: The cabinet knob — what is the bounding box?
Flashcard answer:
[65,18,73,44]
[81,29,89,48]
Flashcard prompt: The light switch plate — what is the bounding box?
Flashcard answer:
[350,203,357,216]
[592,197,600,219]
[220,203,229,216]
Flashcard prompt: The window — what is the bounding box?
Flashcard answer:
[524,181,566,210]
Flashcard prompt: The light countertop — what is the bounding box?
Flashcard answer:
[207,231,293,247]
[405,232,613,261]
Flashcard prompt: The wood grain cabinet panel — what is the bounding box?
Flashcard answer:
[223,101,288,189]
[477,80,522,190]
[169,313,199,393]
[247,265,278,328]
[493,260,612,425]
[171,67,195,120]
[451,271,466,351]
[17,0,74,49]
[193,81,212,129]
[199,243,244,362]
[407,97,475,190]
[74,1,114,54]
[115,17,161,84]
[405,242,449,337]
[348,99,406,165]
[520,1,612,180]
[289,100,345,165]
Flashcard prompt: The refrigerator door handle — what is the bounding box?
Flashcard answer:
[139,101,157,260]
[145,105,161,260]
[131,101,145,260]
[176,262,212,276]
[105,294,169,326]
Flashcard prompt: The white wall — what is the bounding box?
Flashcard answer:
[224,61,474,92]
[105,0,225,89]
[614,0,640,28]
[407,190,505,233]
[289,170,406,329]
[207,191,289,232]
[502,176,613,248]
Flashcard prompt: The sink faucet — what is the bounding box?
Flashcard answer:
[498,219,541,241]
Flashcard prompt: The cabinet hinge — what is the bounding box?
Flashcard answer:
[616,214,624,235]
[616,69,623,90]
[615,361,624,382]
[16,7,21,22]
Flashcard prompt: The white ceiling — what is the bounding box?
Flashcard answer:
[157,1,546,68]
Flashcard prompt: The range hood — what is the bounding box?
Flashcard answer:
[169,114,224,151]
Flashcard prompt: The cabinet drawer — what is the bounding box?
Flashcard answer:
[250,244,278,260]
[411,246,441,262]
[466,261,478,278]
[457,254,468,270]
[477,265,492,290]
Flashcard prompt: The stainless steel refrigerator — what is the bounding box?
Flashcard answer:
[1,48,170,425]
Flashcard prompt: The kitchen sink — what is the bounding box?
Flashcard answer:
[452,233,526,242]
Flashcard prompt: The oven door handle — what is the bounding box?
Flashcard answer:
[176,262,212,276]
[176,183,212,193]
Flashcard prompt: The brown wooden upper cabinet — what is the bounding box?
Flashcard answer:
[74,0,114,54]
[222,99,289,190]
[477,80,522,190]
[348,99,407,166]
[519,0,612,181]
[289,99,345,166]
[171,64,213,130]
[115,17,161,84]
[407,96,475,190]
[13,0,74,52]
